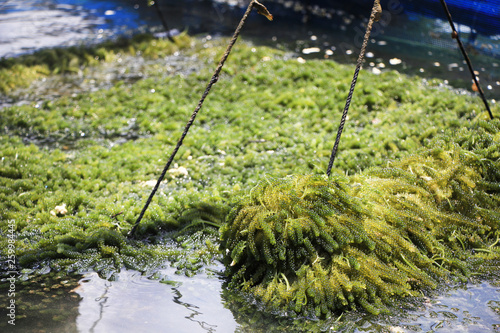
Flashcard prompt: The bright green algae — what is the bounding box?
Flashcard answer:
[220,120,500,318]
[0,34,499,324]
[0,133,226,278]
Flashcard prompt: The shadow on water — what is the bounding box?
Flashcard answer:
[0,271,82,332]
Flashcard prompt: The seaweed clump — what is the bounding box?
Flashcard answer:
[220,120,500,317]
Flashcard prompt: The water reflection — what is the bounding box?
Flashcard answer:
[398,282,500,332]
[0,0,141,58]
[74,266,237,333]
[0,272,82,333]
[73,272,500,332]
[0,266,498,332]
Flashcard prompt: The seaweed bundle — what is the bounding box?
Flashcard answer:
[220,119,500,317]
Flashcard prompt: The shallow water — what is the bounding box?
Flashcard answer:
[0,0,149,58]
[73,271,500,333]
[399,282,500,332]
[75,266,237,333]
[1,265,498,332]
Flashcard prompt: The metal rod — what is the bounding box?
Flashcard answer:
[152,0,175,42]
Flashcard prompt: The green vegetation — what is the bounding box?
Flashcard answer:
[0,32,193,94]
[0,33,499,326]
[220,120,500,317]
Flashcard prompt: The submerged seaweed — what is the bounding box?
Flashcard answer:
[220,119,500,317]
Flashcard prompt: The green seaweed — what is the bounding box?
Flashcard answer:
[220,120,500,317]
[0,33,499,327]
[0,32,193,94]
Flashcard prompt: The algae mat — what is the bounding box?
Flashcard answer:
[0,35,499,331]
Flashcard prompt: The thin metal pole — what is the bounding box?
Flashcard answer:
[152,0,175,42]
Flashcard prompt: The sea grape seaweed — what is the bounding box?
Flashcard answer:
[0,35,498,303]
[0,134,228,279]
[220,120,500,317]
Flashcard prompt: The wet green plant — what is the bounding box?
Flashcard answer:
[0,135,228,279]
[0,33,498,323]
[0,32,193,94]
[129,0,275,237]
[220,119,500,317]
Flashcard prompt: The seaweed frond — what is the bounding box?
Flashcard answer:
[220,120,500,317]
